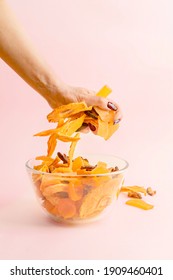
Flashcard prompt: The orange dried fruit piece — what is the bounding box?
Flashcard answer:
[96,85,112,98]
[79,178,116,218]
[52,167,73,173]
[97,118,108,139]
[42,199,55,214]
[126,199,154,210]
[47,102,91,122]
[55,133,80,142]
[91,161,109,174]
[68,182,83,201]
[68,133,80,167]
[42,183,68,197]
[94,107,115,122]
[72,156,84,171]
[106,123,119,140]
[40,176,61,191]
[58,198,76,219]
[121,186,147,195]
[47,133,57,157]
[34,128,58,137]
[60,115,85,137]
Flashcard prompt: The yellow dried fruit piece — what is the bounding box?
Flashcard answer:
[96,85,112,98]
[52,167,73,173]
[94,107,115,122]
[61,115,85,137]
[47,102,91,122]
[68,182,83,201]
[68,133,80,167]
[47,133,57,157]
[106,123,119,140]
[34,128,58,137]
[121,186,147,195]
[35,155,54,164]
[72,156,84,171]
[79,179,116,218]
[42,183,68,197]
[55,132,80,142]
[97,118,108,139]
[126,199,154,210]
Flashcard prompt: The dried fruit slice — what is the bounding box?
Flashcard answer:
[126,199,154,210]
[55,133,80,142]
[42,183,68,197]
[58,198,77,219]
[79,178,116,218]
[68,133,80,167]
[68,182,83,201]
[96,85,112,98]
[47,102,91,122]
[97,118,108,139]
[94,107,115,122]
[42,199,55,214]
[105,123,119,140]
[121,186,147,195]
[47,133,57,157]
[72,156,85,171]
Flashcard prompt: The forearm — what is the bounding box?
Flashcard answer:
[0,0,64,102]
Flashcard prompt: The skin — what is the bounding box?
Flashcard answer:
[0,0,122,122]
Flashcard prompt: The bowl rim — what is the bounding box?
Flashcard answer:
[25,154,129,177]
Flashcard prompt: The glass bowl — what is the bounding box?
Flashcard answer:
[26,155,128,224]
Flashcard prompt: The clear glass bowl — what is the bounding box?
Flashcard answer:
[26,155,128,224]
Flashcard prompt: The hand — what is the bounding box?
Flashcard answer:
[46,83,122,124]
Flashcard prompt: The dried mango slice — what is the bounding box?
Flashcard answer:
[72,156,84,171]
[96,85,112,98]
[47,102,91,122]
[35,155,54,163]
[68,133,80,167]
[68,182,83,201]
[42,199,55,214]
[55,133,80,142]
[97,118,108,140]
[34,128,58,137]
[91,161,109,174]
[105,123,119,140]
[94,107,115,122]
[40,176,61,191]
[47,133,57,157]
[58,198,77,219]
[79,179,115,218]
[126,199,154,210]
[121,186,147,195]
[42,183,68,197]
[52,167,73,173]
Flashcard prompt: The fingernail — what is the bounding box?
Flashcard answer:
[107,102,117,111]
[113,119,121,124]
[88,123,96,131]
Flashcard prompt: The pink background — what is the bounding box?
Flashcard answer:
[0,0,173,259]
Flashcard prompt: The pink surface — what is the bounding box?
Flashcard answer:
[0,0,173,259]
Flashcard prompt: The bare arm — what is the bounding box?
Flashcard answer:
[0,0,121,118]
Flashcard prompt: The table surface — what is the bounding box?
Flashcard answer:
[1,182,173,260]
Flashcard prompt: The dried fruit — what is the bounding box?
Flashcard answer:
[126,199,154,210]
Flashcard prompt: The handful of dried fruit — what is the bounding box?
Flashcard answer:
[31,85,156,222]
